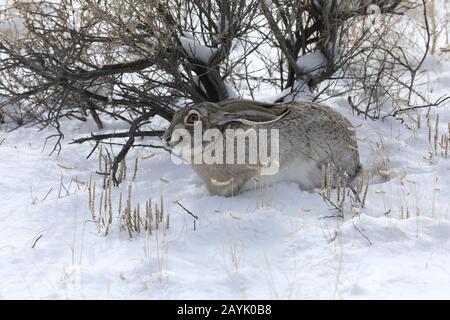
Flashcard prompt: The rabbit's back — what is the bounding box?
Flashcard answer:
[272,102,360,182]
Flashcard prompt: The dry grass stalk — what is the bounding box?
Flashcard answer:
[316,163,370,219]
[132,157,139,182]
[87,154,168,238]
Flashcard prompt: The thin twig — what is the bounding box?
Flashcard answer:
[176,201,199,220]
[31,234,43,249]
[352,219,373,246]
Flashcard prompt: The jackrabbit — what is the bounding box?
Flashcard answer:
[163,99,360,197]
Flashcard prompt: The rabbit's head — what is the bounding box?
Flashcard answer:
[163,99,290,150]
[163,102,216,150]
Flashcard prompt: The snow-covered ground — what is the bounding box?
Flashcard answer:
[1,0,450,299]
[1,53,449,299]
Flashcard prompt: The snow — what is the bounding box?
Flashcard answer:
[297,51,327,77]
[180,36,217,64]
[275,80,314,102]
[1,1,450,301]
[1,54,450,299]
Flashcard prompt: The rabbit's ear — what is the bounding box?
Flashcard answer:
[217,99,278,109]
[213,100,290,125]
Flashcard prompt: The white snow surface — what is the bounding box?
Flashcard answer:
[180,36,217,64]
[297,51,327,77]
[2,56,450,299]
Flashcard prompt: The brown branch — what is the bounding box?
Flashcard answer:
[258,0,304,80]
[70,130,165,145]
[110,111,161,185]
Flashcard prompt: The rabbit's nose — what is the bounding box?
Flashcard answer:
[162,131,172,145]
[162,134,169,145]
[163,133,182,148]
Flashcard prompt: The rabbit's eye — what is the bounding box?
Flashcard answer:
[185,112,200,125]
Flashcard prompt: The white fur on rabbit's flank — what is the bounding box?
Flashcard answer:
[241,156,322,192]
[164,100,361,197]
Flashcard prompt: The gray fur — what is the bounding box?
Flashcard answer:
[163,100,360,197]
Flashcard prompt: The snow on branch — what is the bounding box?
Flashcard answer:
[180,36,218,65]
